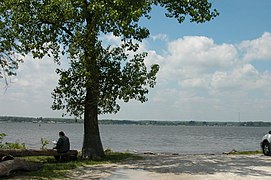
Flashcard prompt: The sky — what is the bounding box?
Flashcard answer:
[1,0,271,122]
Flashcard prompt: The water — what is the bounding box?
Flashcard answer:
[0,122,268,154]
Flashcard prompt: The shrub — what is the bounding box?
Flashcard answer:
[41,138,49,150]
[0,133,27,150]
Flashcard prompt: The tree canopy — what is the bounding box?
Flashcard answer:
[0,9,24,85]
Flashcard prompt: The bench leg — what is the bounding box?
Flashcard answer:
[54,155,61,161]
[60,155,70,162]
[54,153,78,162]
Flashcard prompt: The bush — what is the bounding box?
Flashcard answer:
[0,133,27,150]
[0,133,7,144]
[41,138,49,150]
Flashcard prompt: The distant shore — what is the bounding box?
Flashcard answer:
[0,115,270,127]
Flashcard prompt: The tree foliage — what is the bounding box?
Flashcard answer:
[0,6,24,85]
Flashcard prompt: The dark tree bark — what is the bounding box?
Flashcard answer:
[82,88,105,159]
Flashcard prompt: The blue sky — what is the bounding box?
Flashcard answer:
[1,0,271,121]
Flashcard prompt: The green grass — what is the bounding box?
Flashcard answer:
[8,151,142,179]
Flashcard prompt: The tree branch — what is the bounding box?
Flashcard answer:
[39,19,74,37]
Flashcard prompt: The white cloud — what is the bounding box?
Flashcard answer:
[151,33,169,41]
[166,36,238,70]
[0,55,66,117]
[181,78,209,89]
[101,33,122,47]
[238,32,271,62]
[135,33,271,121]
[2,32,271,121]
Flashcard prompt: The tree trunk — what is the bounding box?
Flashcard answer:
[0,159,43,177]
[81,1,105,159]
[82,88,105,160]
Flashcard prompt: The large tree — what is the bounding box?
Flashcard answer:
[1,0,218,159]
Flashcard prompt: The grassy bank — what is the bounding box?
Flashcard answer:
[7,151,142,179]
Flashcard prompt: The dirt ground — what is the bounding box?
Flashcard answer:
[68,153,271,180]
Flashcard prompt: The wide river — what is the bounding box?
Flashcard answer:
[0,122,268,154]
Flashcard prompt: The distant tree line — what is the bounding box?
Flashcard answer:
[0,116,82,123]
[1,116,271,127]
[99,120,271,127]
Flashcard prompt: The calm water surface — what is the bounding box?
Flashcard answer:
[0,122,269,154]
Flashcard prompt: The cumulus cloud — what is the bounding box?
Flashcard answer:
[140,32,271,121]
[1,32,271,121]
[238,32,271,62]
[64,31,271,121]
[0,55,65,117]
[151,34,271,88]
[166,36,238,70]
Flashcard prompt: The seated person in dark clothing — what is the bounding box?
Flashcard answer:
[53,131,70,161]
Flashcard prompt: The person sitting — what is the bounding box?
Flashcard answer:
[53,131,70,161]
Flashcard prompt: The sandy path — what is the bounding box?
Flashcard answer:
[68,153,271,179]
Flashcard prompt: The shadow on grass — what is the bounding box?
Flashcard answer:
[5,152,142,179]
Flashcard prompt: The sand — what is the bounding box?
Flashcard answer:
[68,153,271,179]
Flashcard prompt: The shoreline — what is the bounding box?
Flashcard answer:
[1,116,271,127]
[68,153,271,180]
